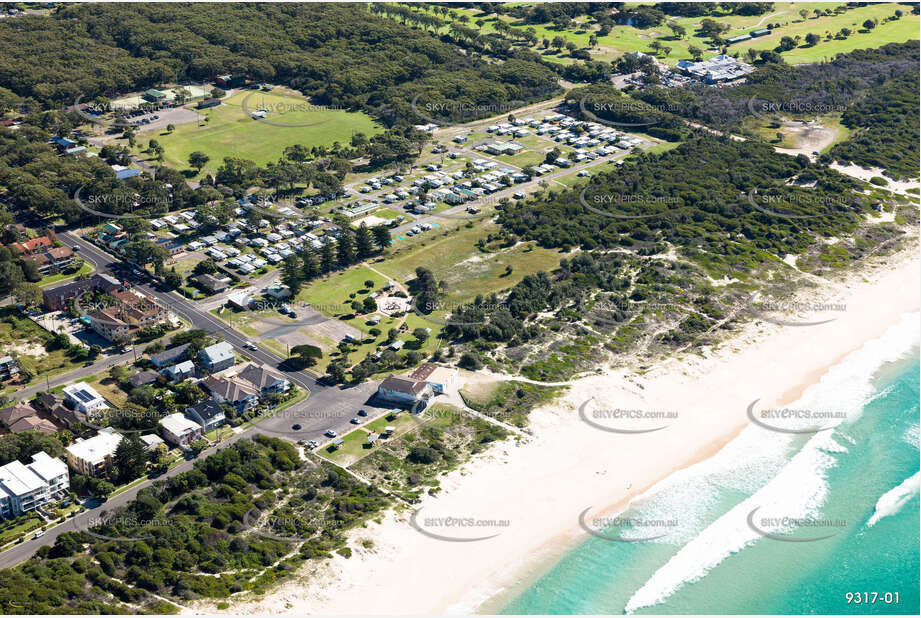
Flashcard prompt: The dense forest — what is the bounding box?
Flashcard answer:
[0,3,559,125]
[0,436,390,613]
[628,41,920,178]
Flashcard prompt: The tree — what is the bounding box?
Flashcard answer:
[166,123,175,134]
[13,282,42,307]
[805,33,820,46]
[320,242,336,273]
[326,362,346,384]
[372,224,391,251]
[96,480,115,500]
[862,19,877,30]
[688,45,703,61]
[362,296,377,313]
[290,344,322,368]
[355,222,373,259]
[412,327,429,343]
[799,8,809,20]
[281,255,303,295]
[458,351,484,370]
[336,230,355,265]
[778,36,797,51]
[190,439,208,455]
[188,151,210,171]
[114,433,147,484]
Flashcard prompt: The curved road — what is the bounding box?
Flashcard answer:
[0,234,383,570]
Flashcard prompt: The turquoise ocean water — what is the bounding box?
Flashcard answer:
[502,313,920,615]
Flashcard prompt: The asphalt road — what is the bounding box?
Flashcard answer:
[0,234,385,570]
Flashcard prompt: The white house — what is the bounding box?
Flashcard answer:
[65,427,122,477]
[63,382,108,413]
[0,452,69,520]
[159,413,203,447]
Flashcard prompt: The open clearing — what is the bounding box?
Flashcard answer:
[138,88,383,175]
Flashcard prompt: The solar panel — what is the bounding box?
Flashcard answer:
[75,389,94,403]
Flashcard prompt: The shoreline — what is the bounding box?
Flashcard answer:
[193,244,920,616]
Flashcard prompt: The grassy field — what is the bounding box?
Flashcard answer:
[374,220,565,304]
[415,3,918,67]
[138,88,384,176]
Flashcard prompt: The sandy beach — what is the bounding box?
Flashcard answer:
[195,246,920,616]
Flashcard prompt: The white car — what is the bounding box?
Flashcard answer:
[244,341,257,350]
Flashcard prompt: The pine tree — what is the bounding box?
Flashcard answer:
[320,242,336,273]
[337,230,356,266]
[281,255,303,294]
[372,224,391,251]
[355,222,374,258]
[302,247,320,281]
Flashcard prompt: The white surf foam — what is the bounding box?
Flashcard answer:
[867,472,921,527]
[623,312,920,613]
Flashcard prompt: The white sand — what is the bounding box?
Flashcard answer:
[192,247,920,616]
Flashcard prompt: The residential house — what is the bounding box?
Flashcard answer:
[161,360,195,382]
[0,356,19,380]
[198,341,235,373]
[201,375,259,412]
[237,363,290,395]
[128,369,161,388]
[26,246,75,274]
[42,274,121,311]
[185,400,226,432]
[62,382,108,414]
[149,343,191,369]
[194,273,228,293]
[37,393,80,429]
[89,289,169,342]
[377,375,432,410]
[0,452,69,520]
[65,427,122,477]
[140,434,165,450]
[159,413,202,447]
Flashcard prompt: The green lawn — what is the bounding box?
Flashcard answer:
[319,427,375,466]
[294,266,384,314]
[38,261,94,288]
[136,88,384,176]
[411,2,918,67]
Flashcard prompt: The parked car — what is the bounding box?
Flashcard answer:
[350,417,360,424]
[357,409,368,417]
[325,429,337,438]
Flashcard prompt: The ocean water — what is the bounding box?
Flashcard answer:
[502,313,920,615]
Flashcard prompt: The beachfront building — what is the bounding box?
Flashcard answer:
[377,375,432,411]
[0,452,69,520]
[159,413,203,447]
[65,427,122,478]
[408,364,458,395]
